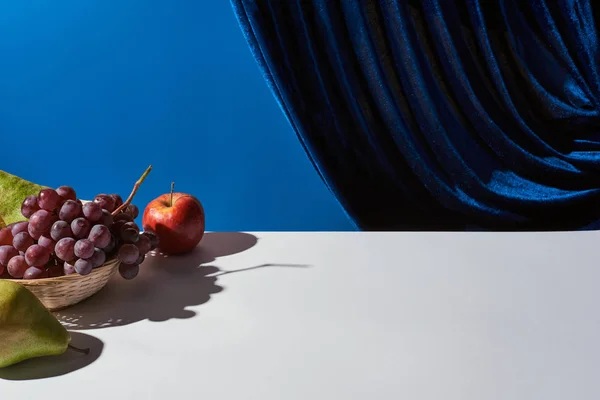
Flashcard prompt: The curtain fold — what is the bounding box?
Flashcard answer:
[231,0,600,231]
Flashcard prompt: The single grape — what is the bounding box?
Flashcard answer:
[27,223,44,240]
[46,265,64,278]
[50,220,72,241]
[10,221,29,236]
[63,261,76,275]
[71,217,91,239]
[59,199,83,223]
[135,234,152,254]
[38,235,56,251]
[100,209,114,226]
[25,245,50,267]
[110,194,123,209]
[142,231,159,250]
[29,209,56,233]
[118,263,139,280]
[23,266,47,279]
[113,212,133,223]
[55,237,76,262]
[89,248,106,268]
[74,259,93,275]
[74,239,94,259]
[0,228,13,246]
[82,202,102,222]
[94,194,116,213]
[0,245,19,266]
[38,188,62,211]
[7,255,28,278]
[88,224,111,248]
[12,232,34,252]
[126,204,139,219]
[21,195,40,218]
[56,185,77,201]
[118,243,139,264]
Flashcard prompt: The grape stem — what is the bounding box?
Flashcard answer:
[112,165,152,216]
[68,344,90,355]
[170,182,174,207]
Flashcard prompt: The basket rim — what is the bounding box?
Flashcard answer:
[4,257,120,286]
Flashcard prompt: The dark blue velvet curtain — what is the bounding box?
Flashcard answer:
[231,0,600,231]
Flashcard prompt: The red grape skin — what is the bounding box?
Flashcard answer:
[21,195,40,218]
[74,259,93,275]
[0,245,19,266]
[71,218,92,239]
[10,221,29,236]
[89,248,106,268]
[75,239,95,259]
[13,232,34,252]
[110,194,123,209]
[38,189,62,211]
[55,237,76,262]
[25,245,50,267]
[136,234,152,254]
[51,220,73,241]
[113,213,133,223]
[83,202,103,223]
[7,255,28,278]
[100,209,114,226]
[38,235,56,251]
[89,225,111,248]
[28,223,44,240]
[23,266,47,279]
[126,204,139,219]
[56,185,77,201]
[119,263,139,280]
[64,261,76,275]
[59,200,83,223]
[0,228,13,246]
[29,209,56,232]
[94,194,116,213]
[118,244,139,264]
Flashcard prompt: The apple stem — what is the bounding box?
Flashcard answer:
[170,182,174,207]
[68,344,90,355]
[111,165,153,216]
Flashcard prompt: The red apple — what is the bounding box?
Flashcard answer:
[142,192,205,255]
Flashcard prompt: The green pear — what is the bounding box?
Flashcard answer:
[0,170,47,225]
[0,280,74,368]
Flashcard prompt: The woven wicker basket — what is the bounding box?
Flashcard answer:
[6,258,120,311]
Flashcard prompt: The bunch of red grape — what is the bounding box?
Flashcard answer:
[0,186,158,280]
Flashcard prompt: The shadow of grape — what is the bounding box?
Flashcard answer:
[54,232,258,330]
[0,332,103,381]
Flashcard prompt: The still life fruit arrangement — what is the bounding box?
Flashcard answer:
[0,166,206,368]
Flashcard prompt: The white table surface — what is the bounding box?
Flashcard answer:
[2,231,600,399]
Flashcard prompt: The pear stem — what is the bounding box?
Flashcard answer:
[68,344,90,355]
[170,182,174,207]
[112,165,152,216]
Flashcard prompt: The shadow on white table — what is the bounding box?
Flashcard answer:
[0,231,309,382]
[56,232,262,329]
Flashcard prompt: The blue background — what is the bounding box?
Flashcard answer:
[0,0,353,231]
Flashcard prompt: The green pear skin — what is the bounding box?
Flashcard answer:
[0,280,70,368]
[0,169,47,225]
